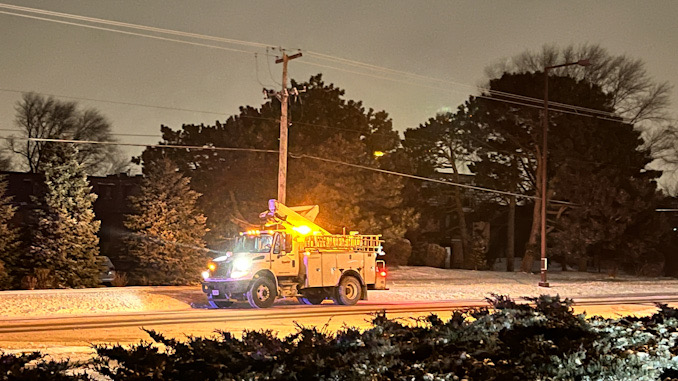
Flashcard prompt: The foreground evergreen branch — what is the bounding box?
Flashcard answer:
[4,295,678,380]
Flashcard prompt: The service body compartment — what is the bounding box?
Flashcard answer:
[304,253,323,287]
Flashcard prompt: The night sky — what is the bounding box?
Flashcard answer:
[1,1,676,172]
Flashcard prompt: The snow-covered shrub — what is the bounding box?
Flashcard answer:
[383,237,412,267]
[110,271,128,287]
[0,351,88,380]
[35,268,54,289]
[9,296,678,380]
[410,242,447,268]
[20,274,36,290]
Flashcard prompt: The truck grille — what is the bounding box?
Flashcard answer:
[214,261,232,278]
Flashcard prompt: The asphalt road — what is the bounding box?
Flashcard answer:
[1,294,676,361]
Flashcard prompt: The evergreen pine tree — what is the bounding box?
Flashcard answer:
[125,157,208,285]
[30,144,101,288]
[0,175,20,289]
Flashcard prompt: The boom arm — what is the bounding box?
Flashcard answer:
[259,199,331,235]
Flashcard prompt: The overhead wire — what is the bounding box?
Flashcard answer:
[0,3,271,49]
[265,47,282,86]
[0,4,671,175]
[0,89,642,172]
[0,2,635,123]
[475,95,631,124]
[1,135,573,203]
[4,137,278,154]
[253,53,268,88]
[0,2,641,123]
[0,9,256,55]
[0,82,650,172]
[0,87,230,117]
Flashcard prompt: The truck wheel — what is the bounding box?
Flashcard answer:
[333,276,361,306]
[207,295,233,308]
[299,290,326,305]
[247,276,276,308]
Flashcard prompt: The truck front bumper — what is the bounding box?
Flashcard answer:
[202,280,251,300]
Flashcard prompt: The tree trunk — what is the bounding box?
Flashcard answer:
[578,256,588,272]
[521,163,541,273]
[507,195,515,272]
[449,159,471,268]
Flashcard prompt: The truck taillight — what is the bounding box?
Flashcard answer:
[379,271,387,277]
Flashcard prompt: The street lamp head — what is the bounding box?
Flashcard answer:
[577,59,591,67]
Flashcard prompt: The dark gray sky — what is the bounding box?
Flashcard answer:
[1,1,676,170]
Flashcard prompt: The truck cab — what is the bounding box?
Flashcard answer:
[201,199,385,308]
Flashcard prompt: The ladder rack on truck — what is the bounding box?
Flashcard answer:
[304,235,383,252]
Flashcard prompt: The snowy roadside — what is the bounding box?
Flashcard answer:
[2,267,678,318]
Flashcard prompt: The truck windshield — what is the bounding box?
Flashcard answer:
[233,234,274,253]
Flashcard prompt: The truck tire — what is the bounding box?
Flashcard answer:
[247,276,276,308]
[333,275,361,306]
[207,295,233,308]
[299,289,326,305]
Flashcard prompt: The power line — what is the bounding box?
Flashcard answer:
[5,136,575,205]
[0,87,230,117]
[0,3,642,123]
[0,86,648,172]
[265,48,282,87]
[17,137,278,154]
[0,9,257,55]
[476,95,630,124]
[0,3,271,49]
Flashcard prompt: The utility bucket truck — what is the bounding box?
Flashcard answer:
[201,199,386,308]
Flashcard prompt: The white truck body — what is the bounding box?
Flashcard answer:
[201,199,385,308]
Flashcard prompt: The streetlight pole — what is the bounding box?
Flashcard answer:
[539,59,590,288]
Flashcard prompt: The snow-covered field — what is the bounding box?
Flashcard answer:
[1,267,678,318]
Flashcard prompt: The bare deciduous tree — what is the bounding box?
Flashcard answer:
[485,43,672,124]
[644,124,678,196]
[7,92,128,175]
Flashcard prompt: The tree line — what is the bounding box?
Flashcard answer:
[0,146,209,289]
[0,43,677,288]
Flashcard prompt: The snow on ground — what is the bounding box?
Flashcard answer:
[0,287,191,318]
[372,267,678,302]
[2,267,678,318]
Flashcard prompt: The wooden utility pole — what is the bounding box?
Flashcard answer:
[507,195,516,272]
[275,51,302,204]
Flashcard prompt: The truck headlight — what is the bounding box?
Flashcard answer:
[233,257,252,272]
[201,270,210,280]
[231,257,252,278]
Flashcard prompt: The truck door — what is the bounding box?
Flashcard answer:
[271,233,297,276]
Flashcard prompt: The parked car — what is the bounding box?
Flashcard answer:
[98,256,116,286]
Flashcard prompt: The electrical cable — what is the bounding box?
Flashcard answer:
[0,3,648,123]
[475,95,631,124]
[0,85,652,171]
[2,135,577,205]
[16,137,278,154]
[0,4,670,172]
[0,10,256,55]
[0,3,271,49]
[0,87,230,116]
[253,53,270,88]
[265,48,282,87]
